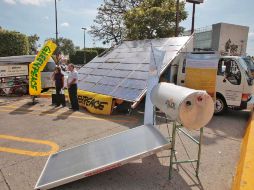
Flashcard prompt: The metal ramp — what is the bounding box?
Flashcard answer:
[35,125,170,190]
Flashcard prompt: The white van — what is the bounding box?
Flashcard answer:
[177,54,254,114]
[0,55,56,95]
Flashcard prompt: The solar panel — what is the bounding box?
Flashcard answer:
[78,36,191,102]
[98,76,122,86]
[78,82,96,90]
[78,67,94,75]
[106,70,131,78]
[83,75,103,83]
[90,68,110,76]
[120,79,146,89]
[128,71,148,80]
[112,87,144,101]
[90,84,115,95]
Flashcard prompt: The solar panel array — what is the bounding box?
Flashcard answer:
[78,36,191,102]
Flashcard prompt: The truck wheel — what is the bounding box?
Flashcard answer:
[214,96,227,115]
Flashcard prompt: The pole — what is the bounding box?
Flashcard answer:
[196,127,203,177]
[175,0,180,37]
[54,0,59,46]
[169,122,177,179]
[191,3,196,34]
[81,28,87,64]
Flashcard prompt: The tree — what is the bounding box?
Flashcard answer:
[47,37,75,56]
[89,0,142,45]
[28,34,39,55]
[0,29,29,56]
[124,0,187,40]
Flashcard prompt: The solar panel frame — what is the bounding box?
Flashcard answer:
[78,36,192,102]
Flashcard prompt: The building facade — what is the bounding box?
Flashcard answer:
[184,23,249,56]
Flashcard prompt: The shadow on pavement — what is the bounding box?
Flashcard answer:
[39,106,63,116]
[52,110,75,121]
[200,110,250,146]
[8,102,36,115]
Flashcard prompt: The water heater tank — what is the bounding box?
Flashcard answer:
[151,83,214,129]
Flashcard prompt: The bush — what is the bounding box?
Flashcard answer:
[69,50,98,65]
[88,47,107,55]
[0,29,29,56]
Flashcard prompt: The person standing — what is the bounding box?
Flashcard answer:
[67,64,79,111]
[52,66,65,107]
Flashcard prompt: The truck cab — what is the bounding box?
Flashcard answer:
[177,54,254,114]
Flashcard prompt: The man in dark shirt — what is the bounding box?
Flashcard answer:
[52,66,65,107]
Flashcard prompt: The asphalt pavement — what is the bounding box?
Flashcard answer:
[0,96,250,190]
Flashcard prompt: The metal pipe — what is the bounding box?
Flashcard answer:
[169,122,177,179]
[81,28,87,64]
[177,127,200,144]
[54,0,59,46]
[191,3,196,34]
[175,0,180,37]
[173,159,198,164]
[196,127,203,177]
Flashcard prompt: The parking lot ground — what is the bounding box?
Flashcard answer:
[0,96,250,190]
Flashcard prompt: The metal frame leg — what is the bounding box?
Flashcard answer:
[196,127,203,177]
[169,122,177,179]
[168,122,203,180]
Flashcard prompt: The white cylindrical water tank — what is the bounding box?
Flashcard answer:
[151,83,214,130]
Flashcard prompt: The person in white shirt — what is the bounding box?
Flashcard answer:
[67,64,79,111]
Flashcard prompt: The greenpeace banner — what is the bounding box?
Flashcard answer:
[185,53,219,100]
[77,90,113,115]
[29,40,57,96]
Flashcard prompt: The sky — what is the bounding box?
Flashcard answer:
[0,0,254,55]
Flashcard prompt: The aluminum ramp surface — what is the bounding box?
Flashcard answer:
[35,125,171,190]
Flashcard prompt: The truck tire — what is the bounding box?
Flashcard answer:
[214,95,227,115]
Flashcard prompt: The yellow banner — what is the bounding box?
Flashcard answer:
[185,68,217,98]
[29,40,57,96]
[77,90,113,115]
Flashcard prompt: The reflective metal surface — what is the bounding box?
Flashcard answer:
[35,125,170,190]
[78,36,191,102]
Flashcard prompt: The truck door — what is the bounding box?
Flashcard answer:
[217,58,244,106]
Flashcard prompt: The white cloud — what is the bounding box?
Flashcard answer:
[3,0,53,6]
[249,32,254,38]
[43,16,49,20]
[61,22,70,27]
[3,0,16,5]
[19,0,52,6]
[62,8,98,18]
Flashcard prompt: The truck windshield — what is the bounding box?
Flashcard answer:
[243,57,254,71]
[239,58,253,85]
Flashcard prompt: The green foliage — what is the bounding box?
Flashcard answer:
[28,34,39,55]
[47,37,75,56]
[69,50,98,65]
[124,0,187,40]
[89,0,142,45]
[0,29,29,56]
[87,47,106,55]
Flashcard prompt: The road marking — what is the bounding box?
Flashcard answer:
[0,135,59,157]
[0,107,139,124]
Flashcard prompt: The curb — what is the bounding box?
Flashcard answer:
[232,111,254,190]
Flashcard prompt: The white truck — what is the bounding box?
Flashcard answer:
[176,54,254,114]
[0,55,56,95]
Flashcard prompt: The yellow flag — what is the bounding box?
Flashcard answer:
[29,40,57,96]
